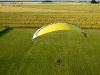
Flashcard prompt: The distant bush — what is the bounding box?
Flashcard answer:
[42,1,52,2]
[91,0,99,4]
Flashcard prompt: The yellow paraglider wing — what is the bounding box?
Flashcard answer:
[32,22,86,41]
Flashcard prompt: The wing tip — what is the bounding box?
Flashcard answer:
[82,31,87,37]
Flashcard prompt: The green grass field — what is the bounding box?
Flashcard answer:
[0,2,100,75]
[0,29,100,75]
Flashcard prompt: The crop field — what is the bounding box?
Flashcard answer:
[0,2,100,29]
[0,2,100,75]
[0,12,100,29]
[0,29,100,75]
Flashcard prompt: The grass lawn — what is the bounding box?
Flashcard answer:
[0,28,100,75]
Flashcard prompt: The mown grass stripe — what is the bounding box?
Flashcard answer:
[0,29,100,75]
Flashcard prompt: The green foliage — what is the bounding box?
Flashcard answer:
[0,26,7,32]
[0,29,100,75]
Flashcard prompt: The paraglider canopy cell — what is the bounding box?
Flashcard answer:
[32,22,86,41]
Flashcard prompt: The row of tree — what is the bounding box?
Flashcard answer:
[42,0,99,4]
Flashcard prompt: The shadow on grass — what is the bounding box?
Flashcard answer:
[0,28,13,37]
